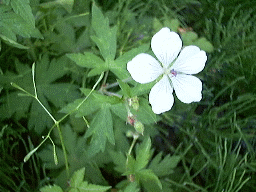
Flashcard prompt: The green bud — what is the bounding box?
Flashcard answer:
[134,120,144,135]
[127,96,139,111]
[126,130,140,139]
[126,130,134,137]
[131,96,139,111]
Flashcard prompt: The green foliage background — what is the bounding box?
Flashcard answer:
[0,0,256,191]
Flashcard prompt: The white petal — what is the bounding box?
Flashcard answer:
[149,75,174,114]
[171,46,207,74]
[127,53,163,84]
[151,27,182,68]
[171,74,202,103]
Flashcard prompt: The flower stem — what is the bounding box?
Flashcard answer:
[56,123,70,178]
[104,77,132,89]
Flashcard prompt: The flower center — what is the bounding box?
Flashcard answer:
[163,67,177,77]
[170,69,177,77]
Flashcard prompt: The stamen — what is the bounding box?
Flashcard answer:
[170,69,177,77]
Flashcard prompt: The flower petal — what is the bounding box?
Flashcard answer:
[127,53,163,84]
[151,27,182,68]
[171,45,207,74]
[149,75,174,114]
[171,74,202,103]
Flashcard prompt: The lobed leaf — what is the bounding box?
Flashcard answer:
[84,106,115,157]
[10,0,35,28]
[148,153,181,177]
[91,3,117,61]
[135,137,152,171]
[70,167,85,188]
[40,185,63,192]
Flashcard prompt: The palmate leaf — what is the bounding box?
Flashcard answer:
[91,3,117,61]
[123,182,140,192]
[84,105,115,158]
[40,167,111,192]
[69,167,111,192]
[60,88,121,117]
[0,60,33,120]
[117,137,162,190]
[10,0,35,28]
[136,169,162,191]
[67,3,149,80]
[135,137,152,170]
[67,43,149,80]
[60,88,156,157]
[0,3,42,48]
[148,152,181,177]
[60,89,121,157]
[38,125,109,188]
[0,54,79,134]
[45,19,91,54]
[40,185,63,192]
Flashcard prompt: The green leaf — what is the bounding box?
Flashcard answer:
[70,167,85,187]
[131,81,155,96]
[60,88,121,118]
[40,185,63,192]
[60,96,101,117]
[123,182,140,192]
[0,4,42,47]
[194,37,214,52]
[0,55,79,134]
[148,153,181,177]
[38,144,65,169]
[164,19,180,32]
[108,150,127,173]
[181,31,214,53]
[108,59,131,80]
[137,169,162,190]
[181,31,198,45]
[125,154,136,175]
[87,67,108,77]
[38,125,108,187]
[72,181,111,192]
[111,98,158,126]
[135,137,152,171]
[112,44,149,80]
[80,88,121,104]
[115,44,149,66]
[67,29,148,79]
[153,17,164,32]
[0,21,16,41]
[85,105,115,157]
[110,103,128,122]
[0,34,29,49]
[66,52,104,68]
[131,98,158,124]
[10,0,35,28]
[57,0,74,13]
[117,79,132,97]
[67,43,144,78]
[91,3,117,60]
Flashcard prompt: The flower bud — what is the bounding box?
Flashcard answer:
[126,130,134,137]
[127,96,139,111]
[134,120,144,135]
[127,115,135,126]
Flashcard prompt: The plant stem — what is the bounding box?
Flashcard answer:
[56,123,70,178]
[104,77,132,89]
[127,134,138,156]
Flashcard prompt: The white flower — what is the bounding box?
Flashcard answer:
[127,27,207,114]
